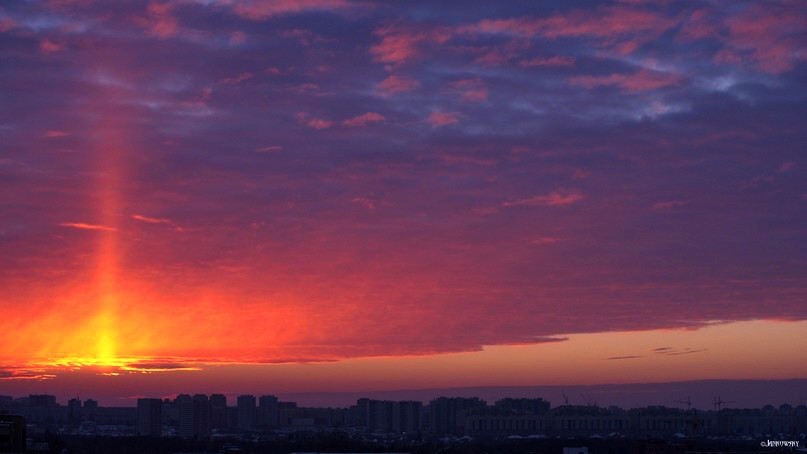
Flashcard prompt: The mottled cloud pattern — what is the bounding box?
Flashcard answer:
[0,0,805,366]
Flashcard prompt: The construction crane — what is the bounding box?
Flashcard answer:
[561,391,569,406]
[674,396,692,410]
[713,396,735,411]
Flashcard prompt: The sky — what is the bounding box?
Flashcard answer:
[0,0,805,405]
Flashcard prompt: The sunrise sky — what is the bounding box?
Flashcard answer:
[0,0,805,405]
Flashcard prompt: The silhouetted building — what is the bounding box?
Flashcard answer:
[83,399,98,421]
[277,401,300,426]
[192,394,211,437]
[176,394,193,437]
[28,395,55,408]
[237,395,256,429]
[94,406,137,425]
[175,394,210,437]
[0,415,26,453]
[357,399,422,434]
[546,405,631,436]
[258,395,279,427]
[210,394,228,429]
[428,397,486,435]
[495,397,550,415]
[715,405,805,436]
[466,412,546,436]
[367,400,395,433]
[137,398,162,437]
[67,398,82,426]
[26,394,62,425]
[630,406,702,438]
[396,401,422,434]
[356,398,370,428]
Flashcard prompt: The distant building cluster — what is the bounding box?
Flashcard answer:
[1,394,806,441]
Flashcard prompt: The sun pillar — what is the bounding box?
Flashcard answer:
[91,88,127,366]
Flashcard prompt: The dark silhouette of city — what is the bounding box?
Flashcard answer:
[2,391,805,453]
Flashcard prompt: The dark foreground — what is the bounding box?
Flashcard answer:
[25,433,804,454]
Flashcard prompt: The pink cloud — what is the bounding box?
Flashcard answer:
[427,111,460,127]
[0,17,17,33]
[39,39,64,53]
[778,162,796,173]
[677,8,720,42]
[138,1,178,38]
[351,197,375,209]
[568,69,683,92]
[377,74,420,95]
[59,222,117,232]
[473,48,513,67]
[229,31,247,45]
[676,3,805,74]
[281,28,326,46]
[343,112,385,127]
[532,237,562,245]
[519,56,576,68]
[255,145,284,153]
[227,0,353,20]
[462,88,488,102]
[219,72,254,85]
[469,17,544,37]
[305,118,333,129]
[503,190,585,207]
[652,200,688,210]
[449,78,489,102]
[296,113,333,130]
[131,214,172,225]
[438,153,496,167]
[370,24,451,66]
[468,5,679,56]
[43,130,70,138]
[467,40,531,67]
[720,3,806,74]
[370,27,421,65]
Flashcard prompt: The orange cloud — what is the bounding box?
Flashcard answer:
[59,222,117,232]
[131,214,172,225]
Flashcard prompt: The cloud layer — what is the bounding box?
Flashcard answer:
[0,0,804,369]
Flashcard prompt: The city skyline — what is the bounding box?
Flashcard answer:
[3,378,807,410]
[1,0,805,404]
[3,389,806,442]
